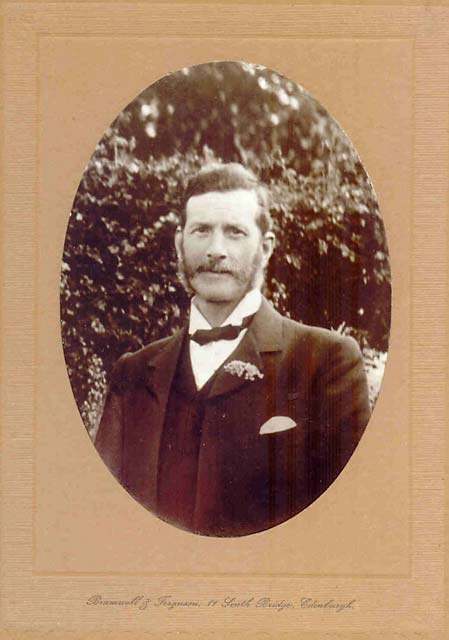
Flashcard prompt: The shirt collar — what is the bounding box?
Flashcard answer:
[188,289,262,334]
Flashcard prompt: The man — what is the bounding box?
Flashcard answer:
[95,163,371,537]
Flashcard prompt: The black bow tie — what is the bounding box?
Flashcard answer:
[190,314,255,346]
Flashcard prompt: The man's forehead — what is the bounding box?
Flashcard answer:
[185,189,259,220]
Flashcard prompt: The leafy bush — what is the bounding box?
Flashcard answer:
[363,348,388,409]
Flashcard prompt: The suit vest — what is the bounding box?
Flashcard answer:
[156,335,217,532]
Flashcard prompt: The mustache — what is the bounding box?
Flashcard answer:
[195,261,237,275]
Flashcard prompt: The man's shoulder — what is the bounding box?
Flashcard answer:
[108,330,183,391]
[279,313,363,362]
[134,331,181,359]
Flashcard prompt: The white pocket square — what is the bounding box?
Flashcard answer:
[259,416,297,435]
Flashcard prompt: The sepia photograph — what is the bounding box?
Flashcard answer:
[60,61,391,537]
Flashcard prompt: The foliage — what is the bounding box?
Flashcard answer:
[363,348,388,409]
[60,62,391,433]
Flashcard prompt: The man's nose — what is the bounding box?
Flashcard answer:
[206,231,227,259]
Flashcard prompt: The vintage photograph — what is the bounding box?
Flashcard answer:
[60,61,391,537]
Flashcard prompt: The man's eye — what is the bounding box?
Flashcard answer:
[229,227,246,237]
[193,226,210,234]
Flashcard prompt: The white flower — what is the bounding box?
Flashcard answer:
[224,360,264,381]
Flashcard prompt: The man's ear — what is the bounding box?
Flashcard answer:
[174,226,183,260]
[261,231,275,267]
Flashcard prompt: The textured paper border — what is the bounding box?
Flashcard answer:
[2,2,448,638]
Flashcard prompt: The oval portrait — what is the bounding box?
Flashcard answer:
[61,61,391,537]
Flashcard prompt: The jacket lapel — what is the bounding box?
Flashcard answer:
[144,327,187,404]
[207,298,283,399]
[141,298,283,404]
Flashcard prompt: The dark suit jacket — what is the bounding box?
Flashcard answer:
[95,298,371,537]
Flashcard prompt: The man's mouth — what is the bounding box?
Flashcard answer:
[197,268,233,276]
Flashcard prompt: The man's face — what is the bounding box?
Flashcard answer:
[175,189,273,306]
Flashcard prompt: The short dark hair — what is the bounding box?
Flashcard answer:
[181,163,273,234]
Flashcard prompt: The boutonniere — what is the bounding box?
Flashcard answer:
[224,360,264,381]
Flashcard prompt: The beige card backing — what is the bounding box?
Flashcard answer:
[1,2,448,638]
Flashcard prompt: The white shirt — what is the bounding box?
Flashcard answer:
[188,289,262,390]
